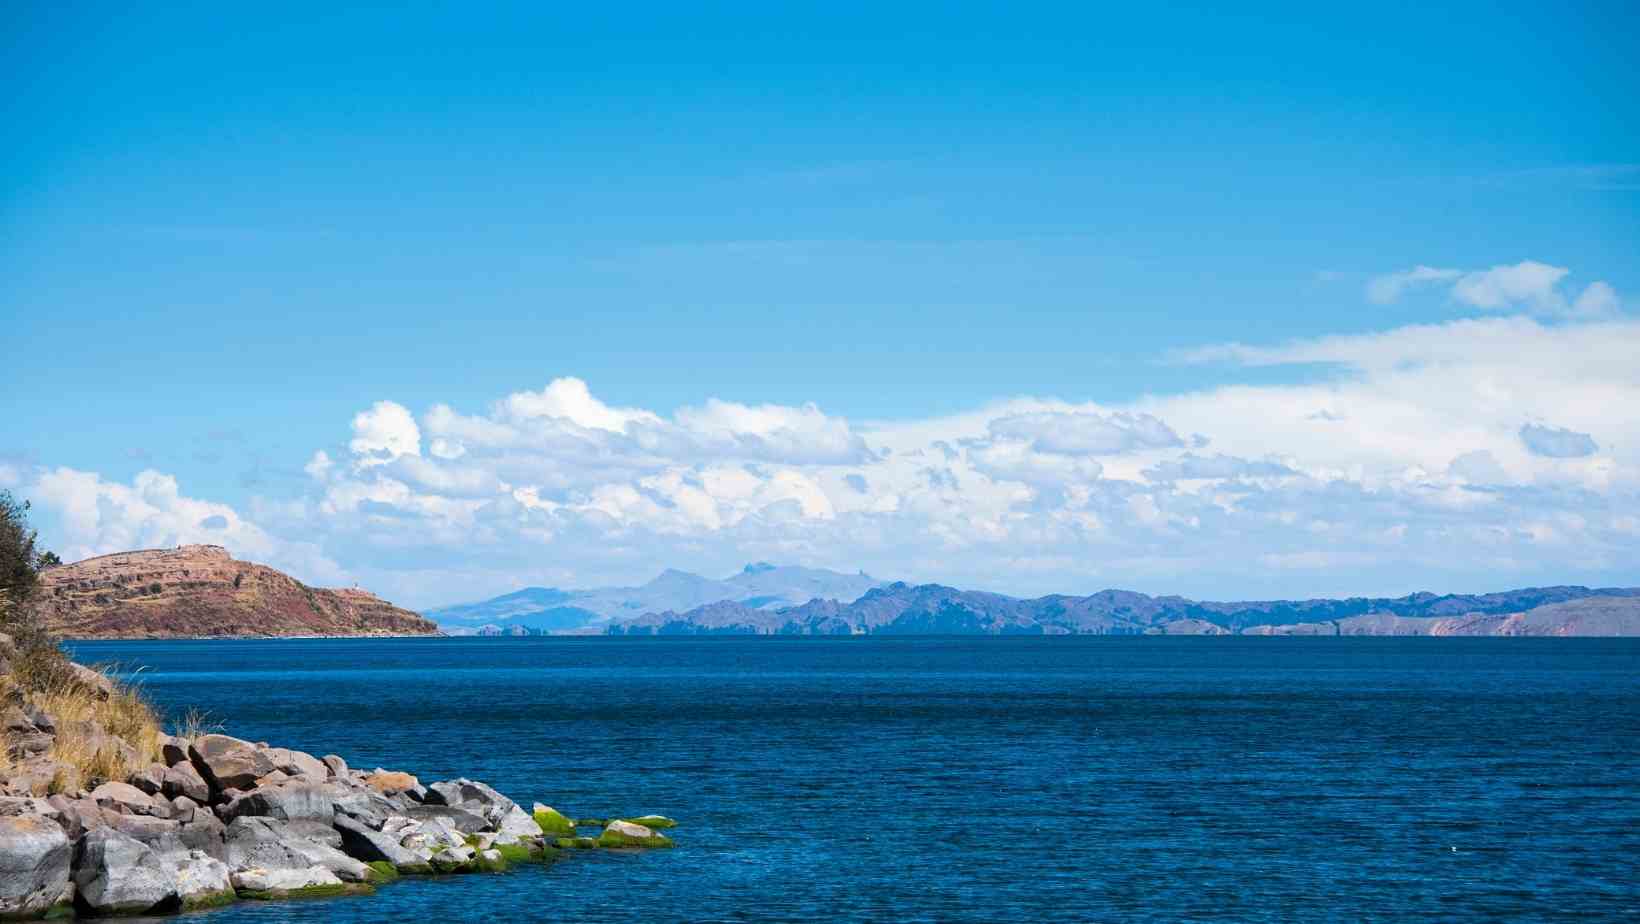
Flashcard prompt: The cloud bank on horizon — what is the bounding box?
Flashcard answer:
[6,261,1635,607]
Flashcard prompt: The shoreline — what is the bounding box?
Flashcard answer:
[0,642,676,919]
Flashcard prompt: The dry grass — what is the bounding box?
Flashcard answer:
[2,597,164,791]
[172,706,220,740]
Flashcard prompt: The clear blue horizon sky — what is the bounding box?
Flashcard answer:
[4,2,1638,603]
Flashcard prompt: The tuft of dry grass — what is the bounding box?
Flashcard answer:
[3,596,164,789]
[31,665,162,789]
[172,706,220,740]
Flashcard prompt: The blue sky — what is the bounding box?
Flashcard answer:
[3,2,1638,605]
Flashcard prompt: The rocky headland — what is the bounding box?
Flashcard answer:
[32,546,437,640]
[0,634,675,919]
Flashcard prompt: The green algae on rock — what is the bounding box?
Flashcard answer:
[531,804,576,836]
[625,815,677,829]
[596,820,675,849]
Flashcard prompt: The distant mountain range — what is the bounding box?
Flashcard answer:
[605,582,1640,637]
[427,562,882,634]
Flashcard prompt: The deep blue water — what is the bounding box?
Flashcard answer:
[64,636,1640,922]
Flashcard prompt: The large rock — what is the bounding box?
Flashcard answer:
[188,734,274,794]
[162,762,211,804]
[321,754,348,778]
[177,809,228,861]
[224,817,372,883]
[362,770,420,796]
[494,805,543,843]
[331,788,401,828]
[264,747,329,781]
[159,735,191,768]
[404,803,489,834]
[230,865,342,894]
[72,827,179,915]
[530,803,576,836]
[68,663,116,700]
[126,763,166,796]
[332,815,432,873]
[0,814,72,918]
[90,780,161,816]
[219,781,345,825]
[102,813,187,856]
[597,819,674,848]
[168,850,233,909]
[424,778,516,825]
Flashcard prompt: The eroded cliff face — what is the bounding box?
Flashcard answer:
[32,546,436,639]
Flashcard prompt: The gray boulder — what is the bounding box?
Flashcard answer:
[219,781,344,825]
[230,865,341,894]
[161,763,210,804]
[264,747,329,780]
[333,814,432,872]
[404,803,489,834]
[424,778,517,825]
[188,734,274,794]
[224,816,372,883]
[0,814,72,918]
[321,754,349,778]
[494,805,543,843]
[72,827,178,915]
[102,813,187,856]
[168,850,233,909]
[126,763,166,796]
[178,809,227,861]
[90,780,162,817]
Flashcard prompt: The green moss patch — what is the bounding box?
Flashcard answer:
[494,842,534,864]
[554,836,599,849]
[237,882,372,901]
[597,828,675,849]
[573,817,608,828]
[533,806,576,836]
[365,861,399,881]
[181,889,237,911]
[626,815,677,829]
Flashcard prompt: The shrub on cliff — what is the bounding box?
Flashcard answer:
[1,490,69,688]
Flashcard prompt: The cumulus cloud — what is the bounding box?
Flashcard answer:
[1519,423,1598,459]
[1142,454,1296,482]
[985,411,1182,455]
[22,467,345,584]
[349,401,421,463]
[17,306,1640,605]
[1366,260,1621,317]
[499,377,660,432]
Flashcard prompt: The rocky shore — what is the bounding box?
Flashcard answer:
[0,643,674,918]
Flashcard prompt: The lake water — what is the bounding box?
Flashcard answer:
[64,636,1640,922]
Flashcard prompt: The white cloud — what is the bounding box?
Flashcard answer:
[499,377,659,432]
[1573,280,1620,317]
[17,302,1640,606]
[1366,259,1621,317]
[23,466,346,585]
[986,411,1183,455]
[1450,260,1568,310]
[349,401,421,464]
[1366,265,1462,304]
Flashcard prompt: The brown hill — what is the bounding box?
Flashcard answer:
[31,545,437,639]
